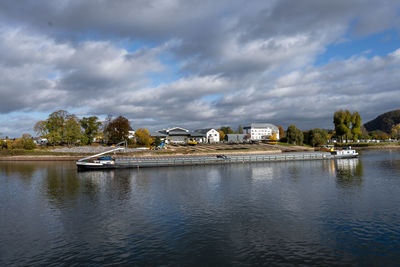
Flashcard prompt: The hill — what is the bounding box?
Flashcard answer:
[364,109,400,133]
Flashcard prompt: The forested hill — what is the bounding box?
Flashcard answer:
[364,109,400,133]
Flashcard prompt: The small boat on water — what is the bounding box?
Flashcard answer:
[76,148,124,169]
[330,147,358,158]
[319,145,335,152]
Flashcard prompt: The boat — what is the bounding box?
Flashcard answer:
[330,147,358,158]
[76,143,358,170]
[320,145,335,152]
[76,141,126,170]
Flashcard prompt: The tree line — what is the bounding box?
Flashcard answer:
[33,110,153,146]
[3,108,396,150]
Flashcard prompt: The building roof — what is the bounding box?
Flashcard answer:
[152,127,191,137]
[165,127,189,133]
[190,132,206,137]
[150,131,167,137]
[193,128,215,134]
[244,123,278,130]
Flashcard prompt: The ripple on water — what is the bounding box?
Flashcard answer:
[1,151,400,265]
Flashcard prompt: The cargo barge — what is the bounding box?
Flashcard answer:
[76,147,358,170]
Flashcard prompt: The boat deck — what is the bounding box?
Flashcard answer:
[111,152,337,168]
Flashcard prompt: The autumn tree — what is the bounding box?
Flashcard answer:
[34,121,47,137]
[369,130,390,140]
[237,125,244,134]
[102,114,113,142]
[391,124,400,139]
[135,128,153,146]
[286,124,303,145]
[270,132,278,141]
[21,134,36,150]
[277,125,285,140]
[219,126,234,135]
[217,130,226,141]
[104,116,130,144]
[80,116,102,144]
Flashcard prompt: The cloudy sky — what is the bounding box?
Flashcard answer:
[1,0,400,137]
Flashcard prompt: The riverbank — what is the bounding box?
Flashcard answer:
[0,143,310,161]
[334,142,400,150]
[2,142,397,161]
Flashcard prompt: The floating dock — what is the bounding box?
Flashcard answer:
[77,151,358,170]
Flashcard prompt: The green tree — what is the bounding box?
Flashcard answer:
[0,139,6,149]
[45,110,70,145]
[153,136,162,147]
[21,134,36,150]
[286,124,304,145]
[333,110,352,142]
[63,115,82,145]
[219,126,234,135]
[351,112,362,141]
[80,116,102,145]
[105,116,130,144]
[135,128,153,147]
[307,128,328,147]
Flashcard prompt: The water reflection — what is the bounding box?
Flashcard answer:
[2,151,400,266]
[335,158,363,187]
[45,166,81,202]
[0,161,47,182]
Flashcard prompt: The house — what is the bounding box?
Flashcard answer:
[244,123,279,141]
[128,130,135,139]
[34,138,48,145]
[225,134,247,143]
[193,128,220,143]
[152,127,191,144]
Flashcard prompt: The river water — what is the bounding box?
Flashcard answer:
[1,150,400,266]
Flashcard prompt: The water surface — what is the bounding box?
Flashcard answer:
[1,150,400,266]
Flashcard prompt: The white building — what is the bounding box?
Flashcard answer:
[244,123,279,140]
[193,128,220,143]
[128,130,135,139]
[152,127,191,144]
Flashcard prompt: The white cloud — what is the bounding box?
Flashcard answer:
[0,1,400,136]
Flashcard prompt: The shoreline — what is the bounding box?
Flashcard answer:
[0,145,398,161]
[0,150,283,161]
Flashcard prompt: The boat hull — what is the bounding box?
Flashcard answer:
[76,152,358,170]
[76,161,118,170]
